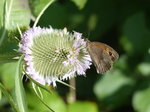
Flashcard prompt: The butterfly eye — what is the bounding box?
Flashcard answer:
[109,52,113,56]
[109,51,116,62]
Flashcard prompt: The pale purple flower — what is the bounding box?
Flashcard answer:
[19,26,92,87]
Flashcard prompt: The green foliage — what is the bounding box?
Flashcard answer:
[0,62,17,89]
[0,83,19,112]
[121,12,150,54]
[29,0,56,17]
[15,55,28,112]
[132,81,150,112]
[94,69,136,109]
[71,0,87,10]
[0,0,30,63]
[0,0,150,112]
[68,101,98,112]
[0,0,30,30]
[137,63,150,76]
[26,86,67,112]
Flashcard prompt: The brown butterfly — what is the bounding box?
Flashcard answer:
[86,39,119,74]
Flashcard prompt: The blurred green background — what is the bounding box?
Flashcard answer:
[1,0,150,112]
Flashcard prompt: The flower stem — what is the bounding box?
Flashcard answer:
[68,78,76,103]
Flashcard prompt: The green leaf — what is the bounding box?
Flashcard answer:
[0,83,19,112]
[132,81,150,112]
[121,12,150,54]
[0,0,5,28]
[0,62,18,90]
[0,26,28,64]
[0,38,20,63]
[137,63,150,76]
[0,0,30,45]
[71,0,87,10]
[32,84,54,112]
[94,69,136,109]
[57,80,75,90]
[2,0,30,29]
[0,52,20,64]
[0,89,1,101]
[68,101,98,112]
[15,55,28,112]
[26,86,67,112]
[25,73,52,94]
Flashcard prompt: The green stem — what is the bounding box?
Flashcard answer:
[33,0,56,27]
[68,78,76,103]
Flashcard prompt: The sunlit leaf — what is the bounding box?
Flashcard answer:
[0,0,30,45]
[137,63,150,76]
[0,62,17,90]
[68,101,98,112]
[0,0,5,28]
[94,69,136,109]
[132,81,150,112]
[26,86,67,112]
[31,83,54,112]
[3,0,30,29]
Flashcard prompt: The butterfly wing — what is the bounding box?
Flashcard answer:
[94,42,119,62]
[86,40,113,74]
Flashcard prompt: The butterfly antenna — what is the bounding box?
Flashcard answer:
[87,29,91,39]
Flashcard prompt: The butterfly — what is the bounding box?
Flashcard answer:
[86,39,119,74]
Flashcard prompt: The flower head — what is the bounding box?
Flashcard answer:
[19,26,92,87]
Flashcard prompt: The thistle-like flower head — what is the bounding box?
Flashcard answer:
[19,26,92,87]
